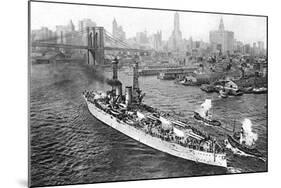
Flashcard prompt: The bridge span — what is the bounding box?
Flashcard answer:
[32,26,154,65]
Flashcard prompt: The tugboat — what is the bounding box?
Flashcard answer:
[83,57,227,168]
[227,120,262,157]
[194,99,221,127]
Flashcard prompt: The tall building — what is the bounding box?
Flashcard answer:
[148,31,162,50]
[258,41,265,55]
[31,27,55,42]
[112,18,126,41]
[243,44,251,54]
[78,18,96,31]
[209,17,234,54]
[153,31,162,50]
[234,40,244,53]
[168,12,183,51]
[55,19,77,44]
[68,20,75,32]
[136,30,149,45]
[252,42,258,55]
[77,19,96,45]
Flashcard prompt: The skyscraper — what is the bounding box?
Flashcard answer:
[112,18,126,41]
[258,41,265,55]
[78,18,96,32]
[168,12,183,51]
[209,17,234,54]
[150,31,162,50]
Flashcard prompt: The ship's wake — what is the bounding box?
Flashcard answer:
[227,167,243,173]
[225,142,252,157]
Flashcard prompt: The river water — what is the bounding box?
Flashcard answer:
[30,62,267,187]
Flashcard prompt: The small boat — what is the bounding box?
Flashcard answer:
[252,87,267,94]
[194,112,221,126]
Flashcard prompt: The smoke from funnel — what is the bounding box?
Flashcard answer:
[106,78,122,86]
[241,118,258,146]
[197,99,212,118]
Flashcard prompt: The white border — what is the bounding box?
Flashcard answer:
[1,0,280,188]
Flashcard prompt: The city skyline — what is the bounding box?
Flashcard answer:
[31,2,267,45]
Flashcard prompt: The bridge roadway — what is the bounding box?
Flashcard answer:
[32,42,150,52]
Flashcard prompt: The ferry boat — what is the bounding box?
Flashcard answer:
[83,58,227,168]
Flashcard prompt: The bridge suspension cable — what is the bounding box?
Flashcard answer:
[104,29,132,48]
[104,34,129,48]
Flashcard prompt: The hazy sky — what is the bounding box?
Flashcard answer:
[30,2,267,44]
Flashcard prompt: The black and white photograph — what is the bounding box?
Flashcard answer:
[29,0,267,187]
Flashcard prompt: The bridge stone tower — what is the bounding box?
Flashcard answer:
[86,27,104,65]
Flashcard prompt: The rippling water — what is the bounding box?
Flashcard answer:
[30,62,267,187]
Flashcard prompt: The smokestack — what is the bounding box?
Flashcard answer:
[116,84,122,97]
[112,57,118,80]
[125,86,132,106]
[132,58,139,99]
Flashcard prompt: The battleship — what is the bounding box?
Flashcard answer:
[83,58,227,168]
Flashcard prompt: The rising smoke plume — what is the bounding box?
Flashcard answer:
[241,118,258,146]
[106,78,122,86]
[197,99,212,118]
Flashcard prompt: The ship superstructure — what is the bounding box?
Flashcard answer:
[83,57,227,168]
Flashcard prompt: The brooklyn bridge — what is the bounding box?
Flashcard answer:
[32,26,155,65]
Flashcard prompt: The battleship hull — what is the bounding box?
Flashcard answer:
[85,99,227,168]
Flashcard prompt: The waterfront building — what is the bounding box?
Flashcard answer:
[112,18,126,41]
[209,18,234,54]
